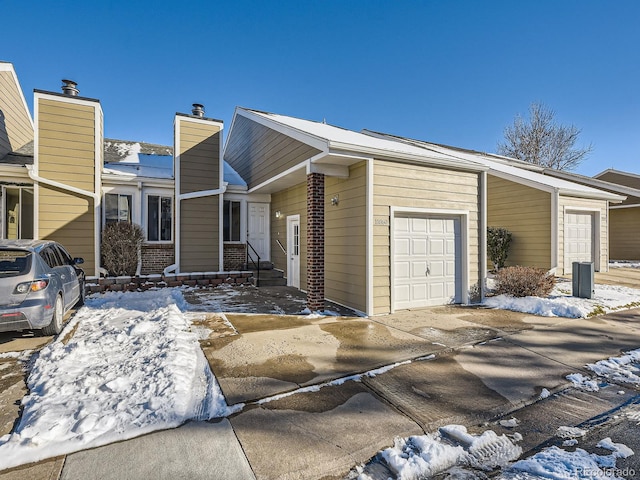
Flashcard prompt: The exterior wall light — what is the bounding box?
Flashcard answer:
[331,195,339,206]
[275,210,281,218]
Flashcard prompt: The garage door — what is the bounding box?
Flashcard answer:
[564,211,594,272]
[393,215,462,310]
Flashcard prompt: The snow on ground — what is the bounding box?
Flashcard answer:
[610,261,640,269]
[0,289,236,471]
[566,348,640,394]
[485,279,640,318]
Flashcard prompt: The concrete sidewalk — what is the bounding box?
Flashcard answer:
[1,304,639,479]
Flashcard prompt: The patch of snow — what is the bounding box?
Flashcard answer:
[587,348,640,385]
[0,289,233,471]
[539,388,551,399]
[556,425,588,439]
[610,261,640,269]
[0,350,32,361]
[562,439,579,447]
[567,373,600,392]
[597,437,634,459]
[499,417,520,428]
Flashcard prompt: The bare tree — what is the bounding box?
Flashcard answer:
[497,103,592,171]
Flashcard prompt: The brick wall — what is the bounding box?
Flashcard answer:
[141,244,175,275]
[307,173,325,311]
[224,243,247,270]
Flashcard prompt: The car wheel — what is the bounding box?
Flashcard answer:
[77,279,85,307]
[42,295,63,336]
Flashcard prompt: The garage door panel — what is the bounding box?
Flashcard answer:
[396,238,410,255]
[429,238,445,255]
[412,238,428,255]
[395,261,410,279]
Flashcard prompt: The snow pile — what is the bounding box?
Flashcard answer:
[0,289,233,471]
[610,261,640,269]
[499,438,634,479]
[485,282,640,318]
[355,425,522,479]
[587,348,640,385]
[556,425,588,439]
[566,373,601,392]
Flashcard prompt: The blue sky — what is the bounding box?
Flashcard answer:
[3,0,638,175]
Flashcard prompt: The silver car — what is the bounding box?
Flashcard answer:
[0,240,85,335]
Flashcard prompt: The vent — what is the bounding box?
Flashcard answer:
[61,79,79,96]
[192,103,205,117]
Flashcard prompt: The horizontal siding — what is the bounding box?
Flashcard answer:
[38,186,95,274]
[0,70,33,156]
[609,207,640,260]
[373,160,480,315]
[225,115,321,189]
[597,171,640,191]
[270,183,307,290]
[325,161,367,312]
[178,120,221,194]
[558,195,609,274]
[487,175,552,269]
[180,196,219,271]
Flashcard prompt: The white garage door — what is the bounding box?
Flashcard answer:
[393,216,462,310]
[564,211,594,272]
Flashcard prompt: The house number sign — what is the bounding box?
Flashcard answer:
[374,217,389,226]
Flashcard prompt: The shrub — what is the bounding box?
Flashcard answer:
[487,227,512,270]
[494,266,556,298]
[101,222,144,276]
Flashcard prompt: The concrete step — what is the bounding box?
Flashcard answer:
[243,261,274,270]
[250,276,288,287]
[252,269,284,279]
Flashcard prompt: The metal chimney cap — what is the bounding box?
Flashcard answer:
[192,103,205,117]
[61,79,79,96]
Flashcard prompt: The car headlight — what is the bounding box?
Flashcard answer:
[14,279,49,294]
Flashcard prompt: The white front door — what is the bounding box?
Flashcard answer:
[247,202,270,262]
[393,215,462,310]
[564,211,595,272]
[287,215,300,288]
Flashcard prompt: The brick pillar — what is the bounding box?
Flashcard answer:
[307,172,325,311]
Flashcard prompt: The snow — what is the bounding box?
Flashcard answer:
[224,161,247,187]
[610,261,640,269]
[0,289,235,471]
[587,349,640,385]
[499,418,520,428]
[556,426,588,439]
[539,388,551,399]
[484,280,640,318]
[567,373,601,392]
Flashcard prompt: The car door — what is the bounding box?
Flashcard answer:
[40,246,74,311]
[54,245,80,307]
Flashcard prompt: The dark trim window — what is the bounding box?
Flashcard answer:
[147,195,172,242]
[105,193,132,224]
[223,200,241,242]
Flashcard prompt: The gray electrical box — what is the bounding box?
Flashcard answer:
[572,262,594,299]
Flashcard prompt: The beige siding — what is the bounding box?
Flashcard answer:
[597,171,640,191]
[270,183,307,290]
[609,207,640,260]
[373,160,481,315]
[0,68,34,157]
[558,195,609,274]
[325,162,367,312]
[487,175,552,269]
[36,97,98,274]
[225,115,321,189]
[180,196,220,271]
[178,120,221,194]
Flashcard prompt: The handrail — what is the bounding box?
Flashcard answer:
[246,241,260,285]
[276,239,286,255]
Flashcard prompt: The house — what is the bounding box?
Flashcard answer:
[543,169,640,261]
[224,108,489,315]
[360,132,625,275]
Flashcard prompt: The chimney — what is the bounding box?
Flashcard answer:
[61,79,79,96]
[191,103,205,117]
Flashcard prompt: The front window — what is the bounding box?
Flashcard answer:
[2,186,34,239]
[147,195,172,242]
[223,200,241,242]
[105,193,132,224]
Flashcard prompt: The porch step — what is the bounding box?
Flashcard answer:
[242,261,274,270]
[249,267,287,287]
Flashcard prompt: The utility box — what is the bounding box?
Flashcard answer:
[572,262,594,299]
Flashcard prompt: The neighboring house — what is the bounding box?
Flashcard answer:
[224,108,489,315]
[502,166,640,262]
[361,132,625,275]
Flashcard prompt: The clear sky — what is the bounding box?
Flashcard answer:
[3,0,638,176]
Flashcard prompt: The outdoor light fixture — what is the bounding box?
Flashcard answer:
[275,210,281,218]
[331,195,339,206]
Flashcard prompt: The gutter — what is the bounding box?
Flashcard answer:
[26,165,99,200]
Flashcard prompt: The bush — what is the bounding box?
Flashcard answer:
[101,222,144,276]
[494,266,556,298]
[487,227,512,270]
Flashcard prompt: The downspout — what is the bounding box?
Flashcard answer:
[26,165,99,201]
[479,171,487,302]
[550,188,559,274]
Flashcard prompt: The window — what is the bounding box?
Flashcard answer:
[223,200,241,242]
[40,246,63,269]
[147,195,172,242]
[2,186,34,239]
[105,193,132,224]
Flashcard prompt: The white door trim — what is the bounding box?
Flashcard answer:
[390,207,469,313]
[247,202,271,262]
[286,214,301,288]
[563,207,599,273]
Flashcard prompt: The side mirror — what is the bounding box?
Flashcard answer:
[73,257,84,265]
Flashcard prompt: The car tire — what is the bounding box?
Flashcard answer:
[42,295,63,336]
[77,279,85,307]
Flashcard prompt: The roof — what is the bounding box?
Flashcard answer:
[236,108,487,172]
[542,168,640,204]
[362,130,625,202]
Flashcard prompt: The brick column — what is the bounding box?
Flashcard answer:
[307,172,325,311]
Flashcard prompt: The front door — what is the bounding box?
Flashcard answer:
[287,215,300,288]
[247,202,270,262]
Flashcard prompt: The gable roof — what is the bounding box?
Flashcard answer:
[594,169,640,190]
[363,130,625,202]
[228,108,487,173]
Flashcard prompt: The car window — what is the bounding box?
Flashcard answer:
[39,246,63,268]
[0,250,32,276]
[55,245,73,265]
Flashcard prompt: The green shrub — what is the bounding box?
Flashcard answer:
[487,227,512,270]
[494,266,556,298]
[101,222,144,276]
